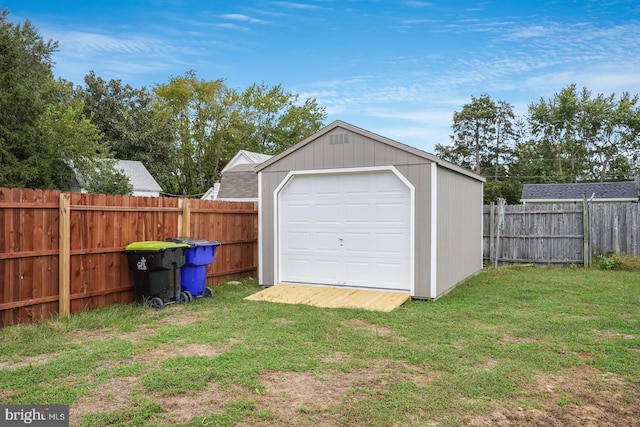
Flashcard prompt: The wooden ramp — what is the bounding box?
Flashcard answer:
[245,284,410,312]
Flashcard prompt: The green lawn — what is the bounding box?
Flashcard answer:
[1,264,639,426]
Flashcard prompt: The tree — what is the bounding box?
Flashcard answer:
[37,78,119,191]
[437,94,516,178]
[153,71,236,195]
[234,82,325,155]
[436,94,519,203]
[154,72,327,195]
[0,9,58,187]
[527,85,640,183]
[528,85,590,182]
[580,91,640,181]
[81,159,133,195]
[445,94,497,174]
[76,72,177,194]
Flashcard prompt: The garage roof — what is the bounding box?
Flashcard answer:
[255,120,485,182]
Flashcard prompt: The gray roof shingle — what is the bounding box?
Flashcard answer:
[216,164,258,199]
[115,160,163,193]
[521,181,638,202]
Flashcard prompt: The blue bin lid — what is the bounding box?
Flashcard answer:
[165,237,221,247]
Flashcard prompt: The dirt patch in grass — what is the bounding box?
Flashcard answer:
[596,330,636,340]
[67,347,640,427]
[467,365,640,427]
[0,353,59,371]
[341,319,393,336]
[254,364,398,425]
[152,382,247,424]
[156,311,208,327]
[70,376,138,425]
[132,342,230,365]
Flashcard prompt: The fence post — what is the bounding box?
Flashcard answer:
[583,195,590,267]
[59,193,71,318]
[181,198,191,237]
[489,202,495,266]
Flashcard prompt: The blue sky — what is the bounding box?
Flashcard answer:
[3,1,640,153]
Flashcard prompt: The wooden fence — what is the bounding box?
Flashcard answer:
[0,187,258,327]
[483,201,640,266]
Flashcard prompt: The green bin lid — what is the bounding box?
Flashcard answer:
[125,241,189,251]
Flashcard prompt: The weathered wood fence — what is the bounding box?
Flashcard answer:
[483,201,640,266]
[0,187,258,327]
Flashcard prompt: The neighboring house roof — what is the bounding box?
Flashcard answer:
[521,181,639,203]
[216,164,259,200]
[203,150,272,201]
[115,160,163,195]
[71,159,163,196]
[201,183,220,201]
[221,150,273,174]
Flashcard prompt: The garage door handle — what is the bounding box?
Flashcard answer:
[339,238,344,246]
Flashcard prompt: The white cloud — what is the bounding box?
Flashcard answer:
[221,14,266,24]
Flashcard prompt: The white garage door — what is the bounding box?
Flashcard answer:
[278,171,412,291]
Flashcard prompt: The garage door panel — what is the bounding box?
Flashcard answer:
[375,232,407,256]
[316,202,340,224]
[284,231,314,252]
[344,202,371,224]
[279,171,411,292]
[315,231,340,252]
[376,202,407,223]
[315,259,341,284]
[343,231,372,255]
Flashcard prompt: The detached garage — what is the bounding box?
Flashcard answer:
[257,121,485,300]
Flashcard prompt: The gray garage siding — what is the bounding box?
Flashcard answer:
[436,166,484,297]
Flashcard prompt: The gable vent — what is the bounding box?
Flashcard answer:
[329,133,349,145]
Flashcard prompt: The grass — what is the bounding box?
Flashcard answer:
[0,264,639,426]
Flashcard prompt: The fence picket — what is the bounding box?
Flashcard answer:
[484,202,640,265]
[0,188,258,327]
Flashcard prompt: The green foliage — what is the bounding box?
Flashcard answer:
[80,159,133,195]
[0,9,58,188]
[76,72,176,194]
[594,250,623,271]
[438,94,517,177]
[522,84,640,183]
[153,72,326,195]
[483,180,522,204]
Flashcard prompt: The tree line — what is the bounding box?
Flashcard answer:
[437,88,640,203]
[0,10,325,196]
[3,9,639,203]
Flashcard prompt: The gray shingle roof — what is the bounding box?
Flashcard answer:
[115,160,163,193]
[521,181,638,202]
[216,164,258,199]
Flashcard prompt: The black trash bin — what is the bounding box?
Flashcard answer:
[165,237,221,301]
[125,241,190,309]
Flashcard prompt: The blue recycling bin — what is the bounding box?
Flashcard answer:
[165,237,221,300]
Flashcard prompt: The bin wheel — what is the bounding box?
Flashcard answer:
[149,297,164,310]
[204,287,214,298]
[180,291,192,304]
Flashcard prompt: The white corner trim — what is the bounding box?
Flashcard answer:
[257,172,264,285]
[430,162,438,299]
